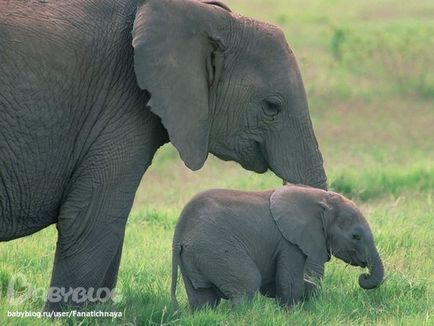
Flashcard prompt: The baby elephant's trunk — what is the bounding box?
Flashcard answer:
[171,243,181,310]
[358,245,384,289]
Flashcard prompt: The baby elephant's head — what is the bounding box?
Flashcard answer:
[270,185,384,289]
[323,192,384,289]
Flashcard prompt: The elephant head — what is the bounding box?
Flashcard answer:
[270,185,384,289]
[131,0,327,189]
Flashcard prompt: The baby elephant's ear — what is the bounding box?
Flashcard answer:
[270,186,330,265]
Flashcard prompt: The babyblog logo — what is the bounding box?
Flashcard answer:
[3,273,123,305]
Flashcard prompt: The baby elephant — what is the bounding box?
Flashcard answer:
[171,185,384,310]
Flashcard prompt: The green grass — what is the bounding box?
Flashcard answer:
[331,164,434,201]
[1,0,433,324]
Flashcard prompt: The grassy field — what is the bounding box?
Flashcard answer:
[1,0,433,324]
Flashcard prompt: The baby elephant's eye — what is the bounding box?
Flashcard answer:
[352,234,361,240]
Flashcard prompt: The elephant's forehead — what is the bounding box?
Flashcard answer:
[337,203,367,227]
[237,17,291,57]
[257,28,291,58]
[240,41,294,89]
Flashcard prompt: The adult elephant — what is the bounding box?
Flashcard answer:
[0,0,326,310]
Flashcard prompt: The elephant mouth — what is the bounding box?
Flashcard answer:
[209,139,269,173]
[358,260,368,268]
[352,258,368,268]
[341,252,367,268]
[239,141,269,173]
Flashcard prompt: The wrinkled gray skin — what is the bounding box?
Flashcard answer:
[0,0,326,310]
[172,185,383,310]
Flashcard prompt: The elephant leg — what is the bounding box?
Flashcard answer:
[275,245,306,308]
[182,274,220,311]
[101,240,124,291]
[43,179,136,312]
[303,259,325,299]
[204,253,262,306]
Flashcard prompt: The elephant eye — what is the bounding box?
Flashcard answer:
[262,99,282,118]
[352,234,361,240]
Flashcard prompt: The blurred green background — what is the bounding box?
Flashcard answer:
[1,0,433,324]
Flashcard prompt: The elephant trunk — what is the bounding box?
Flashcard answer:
[266,50,327,190]
[282,178,327,190]
[274,114,327,190]
[358,245,384,289]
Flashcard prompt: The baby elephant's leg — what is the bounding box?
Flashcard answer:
[303,260,325,300]
[204,252,262,307]
[275,244,306,308]
[182,274,220,311]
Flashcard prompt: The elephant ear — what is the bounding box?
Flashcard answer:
[270,186,331,266]
[132,0,228,170]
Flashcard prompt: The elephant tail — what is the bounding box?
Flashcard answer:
[171,242,181,310]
